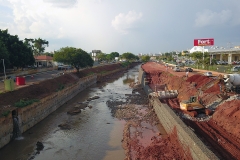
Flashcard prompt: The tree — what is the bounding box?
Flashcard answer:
[96,53,107,61]
[53,47,94,72]
[25,38,49,56]
[109,52,119,58]
[141,55,150,62]
[121,52,137,61]
[0,29,35,69]
[106,54,115,61]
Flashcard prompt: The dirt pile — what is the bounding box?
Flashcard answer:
[107,83,192,159]
[141,62,240,159]
[213,98,240,139]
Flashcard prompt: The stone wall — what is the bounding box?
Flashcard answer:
[0,75,97,149]
[139,67,218,160]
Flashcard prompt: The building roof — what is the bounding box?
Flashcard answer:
[34,55,53,61]
[189,46,208,53]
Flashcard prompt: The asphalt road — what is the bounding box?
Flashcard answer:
[0,69,68,92]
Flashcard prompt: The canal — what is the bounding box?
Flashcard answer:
[0,66,140,160]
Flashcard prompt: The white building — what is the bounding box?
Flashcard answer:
[189,46,208,53]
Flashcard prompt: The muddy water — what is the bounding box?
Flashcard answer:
[0,66,140,160]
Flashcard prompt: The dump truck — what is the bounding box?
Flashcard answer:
[223,74,240,93]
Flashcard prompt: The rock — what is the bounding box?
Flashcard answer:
[88,105,93,109]
[58,123,71,130]
[36,141,44,151]
[67,108,81,115]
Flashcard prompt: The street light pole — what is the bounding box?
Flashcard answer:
[202,46,205,68]
[1,59,6,79]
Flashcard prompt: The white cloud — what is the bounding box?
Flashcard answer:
[43,0,77,8]
[195,9,232,27]
[111,11,143,34]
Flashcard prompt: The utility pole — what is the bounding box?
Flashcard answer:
[1,59,6,79]
[202,46,205,68]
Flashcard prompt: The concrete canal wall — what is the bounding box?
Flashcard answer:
[138,67,218,160]
[0,75,96,149]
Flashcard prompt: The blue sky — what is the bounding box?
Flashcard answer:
[0,0,240,54]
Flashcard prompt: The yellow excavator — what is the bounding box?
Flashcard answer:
[179,74,228,117]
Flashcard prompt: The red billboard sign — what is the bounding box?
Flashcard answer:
[194,38,214,46]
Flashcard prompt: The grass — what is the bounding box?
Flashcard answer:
[56,83,65,92]
[87,72,95,76]
[1,110,10,117]
[15,99,39,108]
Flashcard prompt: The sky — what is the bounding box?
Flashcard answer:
[0,0,240,55]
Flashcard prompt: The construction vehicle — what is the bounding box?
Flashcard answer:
[180,74,228,117]
[223,74,240,93]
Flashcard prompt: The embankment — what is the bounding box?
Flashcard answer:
[0,62,140,149]
[138,67,219,160]
[0,75,96,149]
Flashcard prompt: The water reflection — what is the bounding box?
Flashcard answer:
[123,73,135,84]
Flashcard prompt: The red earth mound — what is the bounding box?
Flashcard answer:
[141,62,240,159]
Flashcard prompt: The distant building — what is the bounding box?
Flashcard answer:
[234,46,240,49]
[91,50,102,61]
[34,55,53,67]
[189,46,208,53]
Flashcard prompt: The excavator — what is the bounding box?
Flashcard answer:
[179,74,229,117]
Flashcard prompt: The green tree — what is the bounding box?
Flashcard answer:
[106,54,115,61]
[141,55,150,62]
[96,53,107,62]
[25,38,49,56]
[109,52,119,58]
[53,47,93,72]
[0,29,35,69]
[121,52,136,61]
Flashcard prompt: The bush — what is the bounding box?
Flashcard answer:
[15,99,39,108]
[1,110,10,117]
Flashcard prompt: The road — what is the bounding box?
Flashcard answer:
[0,69,69,92]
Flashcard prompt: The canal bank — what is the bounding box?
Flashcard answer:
[0,64,140,160]
[138,66,218,160]
[0,63,139,150]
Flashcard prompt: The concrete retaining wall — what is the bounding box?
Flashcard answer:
[139,67,218,160]
[0,75,97,149]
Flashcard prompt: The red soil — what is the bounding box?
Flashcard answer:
[141,62,240,159]
[134,127,192,160]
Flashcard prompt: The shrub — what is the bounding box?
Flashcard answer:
[1,110,10,117]
[15,99,39,108]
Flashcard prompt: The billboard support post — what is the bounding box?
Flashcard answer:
[194,38,214,69]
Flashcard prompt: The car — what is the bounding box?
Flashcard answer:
[204,72,212,77]
[185,68,193,72]
[1,76,16,82]
[231,66,240,72]
[27,65,37,69]
[173,67,181,72]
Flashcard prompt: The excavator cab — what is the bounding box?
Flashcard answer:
[189,96,197,103]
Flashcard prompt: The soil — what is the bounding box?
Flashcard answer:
[142,62,240,159]
[107,83,192,160]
